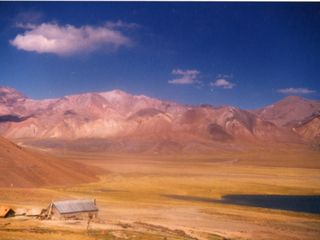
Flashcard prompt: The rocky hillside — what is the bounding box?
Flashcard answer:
[291,111,320,145]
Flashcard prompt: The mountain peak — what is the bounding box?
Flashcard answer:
[281,95,306,102]
[251,94,320,126]
[0,86,24,94]
[0,86,29,104]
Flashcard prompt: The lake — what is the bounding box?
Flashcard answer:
[162,195,320,214]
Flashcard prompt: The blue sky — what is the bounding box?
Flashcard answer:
[1,2,319,109]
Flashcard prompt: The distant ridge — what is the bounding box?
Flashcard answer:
[1,87,319,153]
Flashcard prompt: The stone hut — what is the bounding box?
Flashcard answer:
[0,206,15,218]
[48,199,99,220]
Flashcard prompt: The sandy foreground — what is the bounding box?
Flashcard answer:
[1,148,320,239]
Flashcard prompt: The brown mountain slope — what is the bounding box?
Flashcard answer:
[292,111,320,143]
[0,87,308,153]
[0,136,102,188]
[250,95,320,143]
[251,95,320,126]
[0,86,29,117]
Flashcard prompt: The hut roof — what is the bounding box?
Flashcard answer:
[15,208,27,216]
[26,208,42,216]
[52,199,98,214]
[0,206,14,218]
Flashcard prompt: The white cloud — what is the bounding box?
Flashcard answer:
[168,69,201,84]
[209,79,235,89]
[216,74,233,79]
[105,20,140,30]
[277,87,316,94]
[15,23,37,29]
[10,22,134,56]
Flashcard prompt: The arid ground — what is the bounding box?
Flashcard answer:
[1,145,320,240]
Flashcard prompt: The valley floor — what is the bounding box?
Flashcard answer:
[1,147,320,239]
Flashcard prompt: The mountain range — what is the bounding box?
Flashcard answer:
[0,86,319,154]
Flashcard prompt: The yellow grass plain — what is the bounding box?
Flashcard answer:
[1,146,320,239]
